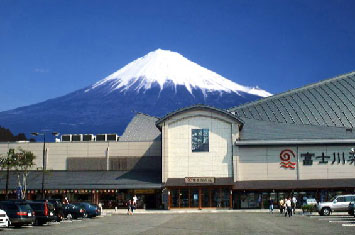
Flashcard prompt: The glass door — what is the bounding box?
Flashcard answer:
[190,188,199,207]
[180,189,189,207]
[201,189,210,207]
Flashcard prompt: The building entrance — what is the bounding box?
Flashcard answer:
[169,187,232,209]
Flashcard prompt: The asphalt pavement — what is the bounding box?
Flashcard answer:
[1,211,354,234]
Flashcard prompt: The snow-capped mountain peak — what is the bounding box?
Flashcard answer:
[86,49,272,97]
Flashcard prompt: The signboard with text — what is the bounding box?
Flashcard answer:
[185,177,215,184]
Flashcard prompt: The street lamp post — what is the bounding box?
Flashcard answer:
[31,131,59,199]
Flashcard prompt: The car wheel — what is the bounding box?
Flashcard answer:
[321,208,331,216]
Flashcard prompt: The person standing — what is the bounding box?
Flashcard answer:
[63,197,69,205]
[285,197,292,217]
[133,195,138,205]
[268,197,274,214]
[292,196,297,214]
[127,200,132,215]
[279,198,284,214]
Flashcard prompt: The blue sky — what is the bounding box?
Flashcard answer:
[0,0,354,111]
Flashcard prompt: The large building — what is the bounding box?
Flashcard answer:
[0,72,355,209]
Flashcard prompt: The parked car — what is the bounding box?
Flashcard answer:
[317,195,355,216]
[0,200,35,227]
[26,200,57,225]
[62,204,86,219]
[348,201,355,216]
[37,199,64,222]
[92,204,102,216]
[305,198,317,206]
[0,209,10,228]
[74,202,99,218]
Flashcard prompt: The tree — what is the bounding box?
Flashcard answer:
[0,149,17,199]
[0,126,29,142]
[13,148,36,199]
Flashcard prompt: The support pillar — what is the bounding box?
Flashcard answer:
[198,188,202,209]
[230,189,233,209]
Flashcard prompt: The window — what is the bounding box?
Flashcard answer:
[336,197,345,202]
[345,196,355,202]
[192,129,209,152]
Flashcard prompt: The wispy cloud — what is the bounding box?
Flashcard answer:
[34,68,49,73]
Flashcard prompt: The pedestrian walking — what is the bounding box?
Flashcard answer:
[268,197,274,214]
[131,200,136,215]
[292,196,297,214]
[279,198,284,214]
[285,197,292,217]
[127,200,132,215]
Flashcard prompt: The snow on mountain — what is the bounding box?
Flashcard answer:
[0,49,272,137]
[86,49,272,97]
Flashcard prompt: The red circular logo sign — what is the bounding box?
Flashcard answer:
[280,149,295,161]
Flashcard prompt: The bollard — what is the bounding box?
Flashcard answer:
[115,206,117,212]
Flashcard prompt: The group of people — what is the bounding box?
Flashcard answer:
[126,195,138,215]
[269,196,297,217]
[279,196,297,217]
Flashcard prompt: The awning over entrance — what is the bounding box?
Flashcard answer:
[0,170,162,190]
[234,178,355,190]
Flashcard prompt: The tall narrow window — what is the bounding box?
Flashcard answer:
[192,129,209,152]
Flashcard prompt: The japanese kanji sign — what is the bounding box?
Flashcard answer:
[185,177,215,184]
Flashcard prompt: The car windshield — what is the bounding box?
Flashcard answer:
[329,197,336,202]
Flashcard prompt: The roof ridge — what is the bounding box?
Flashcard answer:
[135,112,159,119]
[156,104,243,126]
[228,71,355,111]
[240,116,353,130]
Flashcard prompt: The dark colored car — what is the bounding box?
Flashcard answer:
[37,199,64,222]
[62,204,86,219]
[348,201,355,216]
[0,200,35,227]
[74,202,100,218]
[91,204,102,216]
[26,200,57,225]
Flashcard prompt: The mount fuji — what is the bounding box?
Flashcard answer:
[0,49,271,136]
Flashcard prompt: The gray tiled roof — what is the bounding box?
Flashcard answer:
[239,117,355,141]
[0,171,162,190]
[120,113,161,141]
[229,72,355,128]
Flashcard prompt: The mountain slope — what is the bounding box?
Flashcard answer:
[0,49,271,136]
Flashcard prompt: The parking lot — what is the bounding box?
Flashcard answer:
[1,211,355,234]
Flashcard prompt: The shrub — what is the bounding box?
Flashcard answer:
[301,204,317,212]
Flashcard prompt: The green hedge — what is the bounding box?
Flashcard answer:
[301,204,317,212]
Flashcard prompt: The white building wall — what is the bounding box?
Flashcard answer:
[238,145,355,181]
[0,141,161,170]
[165,112,234,179]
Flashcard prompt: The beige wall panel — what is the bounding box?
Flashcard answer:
[238,148,267,162]
[266,162,297,180]
[0,140,161,171]
[239,147,297,180]
[165,112,234,179]
[239,163,268,180]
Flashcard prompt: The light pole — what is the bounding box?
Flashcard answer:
[31,131,59,199]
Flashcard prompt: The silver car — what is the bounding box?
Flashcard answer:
[317,195,355,216]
